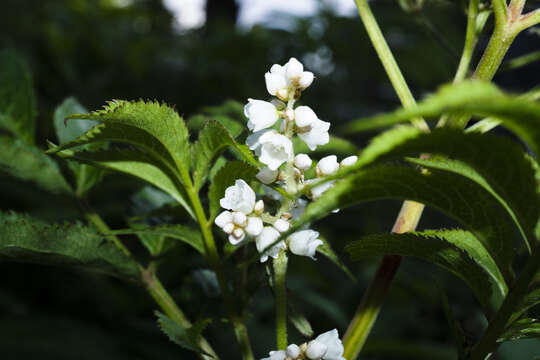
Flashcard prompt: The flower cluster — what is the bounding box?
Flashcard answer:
[261,329,345,360]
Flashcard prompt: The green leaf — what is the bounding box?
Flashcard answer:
[0,136,72,194]
[297,165,516,277]
[0,211,139,279]
[52,147,194,218]
[0,50,37,144]
[343,81,540,156]
[192,120,257,189]
[53,97,104,196]
[317,236,356,281]
[156,311,212,355]
[508,285,540,325]
[48,100,191,184]
[346,230,507,311]
[293,135,358,156]
[498,318,540,342]
[208,161,258,219]
[110,224,204,254]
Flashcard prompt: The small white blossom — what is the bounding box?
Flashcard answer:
[254,199,265,215]
[311,329,345,360]
[294,106,318,128]
[265,64,288,99]
[298,118,330,151]
[299,71,314,89]
[261,350,287,360]
[294,153,312,170]
[246,129,272,153]
[286,344,301,359]
[288,230,323,259]
[256,226,286,263]
[220,179,256,214]
[274,218,290,233]
[258,132,294,171]
[316,155,339,176]
[265,58,314,100]
[244,99,280,132]
[256,166,279,184]
[341,155,358,167]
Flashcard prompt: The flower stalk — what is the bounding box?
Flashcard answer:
[274,250,289,350]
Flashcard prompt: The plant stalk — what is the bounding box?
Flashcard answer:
[274,251,289,350]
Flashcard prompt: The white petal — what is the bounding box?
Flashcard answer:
[288,230,322,259]
[306,340,327,359]
[222,223,235,234]
[314,329,344,360]
[273,219,290,233]
[265,72,287,96]
[214,211,232,228]
[244,99,279,132]
[290,198,308,220]
[228,232,245,245]
[256,166,279,184]
[258,133,294,171]
[256,227,285,263]
[232,212,247,227]
[219,179,256,214]
[270,64,285,75]
[294,105,318,128]
[286,57,304,81]
[294,153,312,170]
[246,129,274,154]
[286,344,301,358]
[245,216,263,236]
[253,199,265,214]
[299,71,314,89]
[317,155,339,176]
[298,118,330,151]
[341,155,358,167]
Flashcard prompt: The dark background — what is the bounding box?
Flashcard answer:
[1,0,539,359]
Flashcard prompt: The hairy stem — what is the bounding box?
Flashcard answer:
[274,251,289,350]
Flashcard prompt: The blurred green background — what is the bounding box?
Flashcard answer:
[1,0,539,359]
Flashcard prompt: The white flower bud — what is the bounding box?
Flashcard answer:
[265,72,287,97]
[341,155,358,167]
[299,71,314,89]
[222,223,235,234]
[294,105,318,128]
[232,212,247,227]
[277,88,289,101]
[220,179,256,214]
[306,340,327,359]
[214,211,232,228]
[233,227,245,239]
[286,344,301,359]
[244,98,279,132]
[256,226,286,263]
[316,155,339,176]
[256,166,279,184]
[313,329,345,360]
[286,57,304,81]
[288,230,323,259]
[254,199,264,215]
[294,153,312,170]
[245,216,263,236]
[273,218,290,233]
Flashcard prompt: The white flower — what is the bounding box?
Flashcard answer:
[287,344,301,358]
[256,226,286,263]
[265,58,315,100]
[273,218,290,233]
[288,230,323,259]
[256,166,279,184]
[312,329,345,360]
[246,129,273,153]
[258,131,294,171]
[261,350,287,360]
[265,64,288,99]
[294,106,318,128]
[316,155,339,176]
[220,179,256,214]
[294,153,312,170]
[294,106,330,151]
[341,155,358,167]
[244,98,280,132]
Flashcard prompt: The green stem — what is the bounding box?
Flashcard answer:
[454,0,482,83]
[353,0,429,132]
[513,8,540,33]
[274,251,289,350]
[469,246,540,360]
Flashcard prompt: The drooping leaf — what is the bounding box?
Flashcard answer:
[0,50,37,144]
[0,136,72,194]
[0,211,139,279]
[346,230,507,311]
[52,147,194,218]
[110,224,204,254]
[208,160,258,219]
[156,311,212,355]
[317,236,356,281]
[498,318,540,342]
[297,165,516,277]
[343,81,540,155]
[192,120,257,189]
[53,97,104,196]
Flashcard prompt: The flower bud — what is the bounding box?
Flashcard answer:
[254,200,264,215]
[286,344,301,358]
[273,218,290,233]
[294,153,312,170]
[257,167,279,184]
[306,340,327,359]
[288,230,323,259]
[245,216,263,236]
[232,212,247,227]
[316,155,339,176]
[341,155,358,167]
[244,99,279,132]
[232,227,245,240]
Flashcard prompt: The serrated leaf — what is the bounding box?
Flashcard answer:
[297,165,516,278]
[192,120,257,189]
[54,97,104,196]
[156,311,212,355]
[208,161,258,219]
[0,211,139,279]
[110,224,204,254]
[0,136,72,194]
[0,50,37,144]
[53,147,194,218]
[317,236,356,281]
[498,318,540,342]
[346,230,507,311]
[343,81,540,155]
